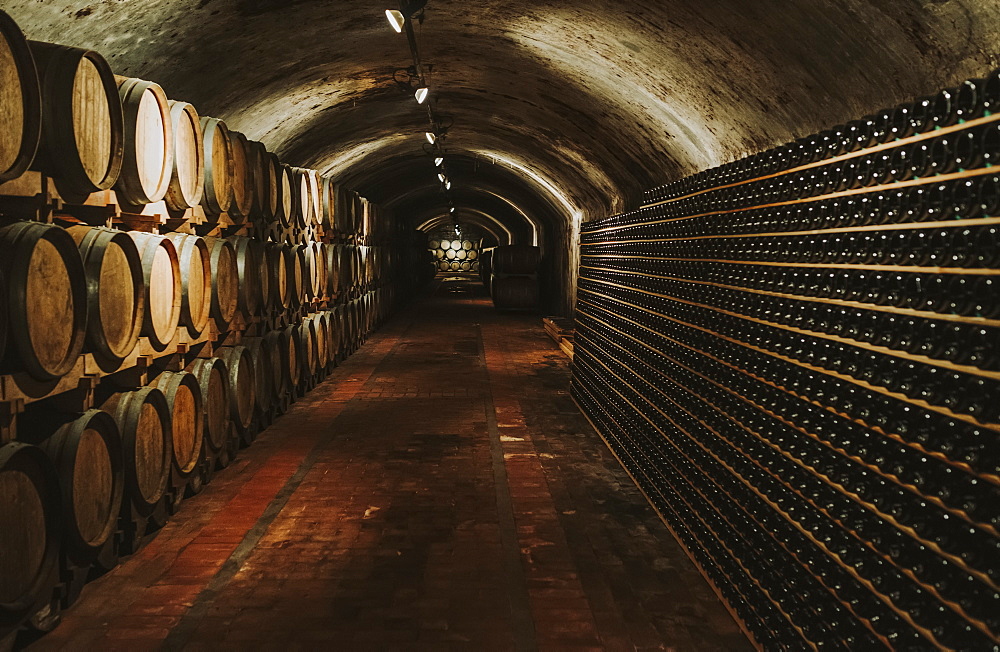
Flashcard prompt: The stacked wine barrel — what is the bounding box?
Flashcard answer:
[428,238,481,273]
[490,244,540,311]
[574,70,1000,649]
[0,9,409,642]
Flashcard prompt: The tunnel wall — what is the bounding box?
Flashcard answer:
[572,73,1000,648]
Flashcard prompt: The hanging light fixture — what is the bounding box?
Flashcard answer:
[445,181,451,190]
[438,173,446,183]
[435,157,444,166]
[425,132,437,144]
[385,9,405,32]
[415,87,429,104]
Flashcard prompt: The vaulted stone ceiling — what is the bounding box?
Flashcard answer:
[7,0,999,238]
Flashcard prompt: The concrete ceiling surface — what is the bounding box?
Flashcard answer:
[6,0,999,230]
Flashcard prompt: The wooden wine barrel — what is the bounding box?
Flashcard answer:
[202,236,239,330]
[67,226,144,364]
[0,442,60,628]
[307,169,322,227]
[491,276,538,311]
[325,243,340,298]
[164,100,204,211]
[114,76,173,205]
[35,410,123,560]
[296,319,318,379]
[27,40,123,195]
[468,249,478,260]
[327,308,342,360]
[319,176,336,230]
[279,326,301,388]
[101,387,171,516]
[163,233,211,336]
[0,10,41,183]
[227,130,253,221]
[288,244,306,307]
[297,243,317,300]
[128,232,181,350]
[312,314,329,369]
[227,235,263,318]
[263,331,291,399]
[338,245,354,295]
[244,337,275,414]
[289,167,311,228]
[312,243,328,299]
[492,245,541,276]
[265,241,290,310]
[217,346,256,436]
[0,221,87,380]
[151,371,203,479]
[248,140,273,219]
[276,161,293,228]
[199,117,232,214]
[456,248,467,261]
[353,246,364,289]
[185,358,231,462]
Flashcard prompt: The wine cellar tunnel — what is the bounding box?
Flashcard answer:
[1,0,1000,649]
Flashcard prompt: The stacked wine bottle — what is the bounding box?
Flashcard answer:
[573,70,1000,649]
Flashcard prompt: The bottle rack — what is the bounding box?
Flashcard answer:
[573,69,1000,650]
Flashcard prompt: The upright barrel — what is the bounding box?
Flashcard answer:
[491,276,538,311]
[35,410,123,561]
[199,116,232,214]
[202,236,239,331]
[128,232,181,350]
[151,371,203,481]
[0,221,87,380]
[491,245,541,275]
[0,442,60,630]
[163,233,212,336]
[67,225,144,364]
[28,40,123,195]
[313,312,330,369]
[164,100,204,211]
[114,76,173,205]
[0,10,41,183]
[101,387,172,519]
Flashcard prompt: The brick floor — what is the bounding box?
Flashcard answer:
[26,279,750,651]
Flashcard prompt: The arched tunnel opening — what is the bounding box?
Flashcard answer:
[0,1,998,649]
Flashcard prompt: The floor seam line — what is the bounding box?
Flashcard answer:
[480,323,539,652]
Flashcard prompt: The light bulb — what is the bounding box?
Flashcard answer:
[449,207,456,213]
[438,173,446,182]
[426,132,436,144]
[385,9,405,33]
[445,181,451,190]
[435,157,444,166]
[415,87,429,104]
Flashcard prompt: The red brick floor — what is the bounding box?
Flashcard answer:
[27,279,749,651]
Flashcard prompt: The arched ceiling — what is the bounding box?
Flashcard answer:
[7,0,999,237]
